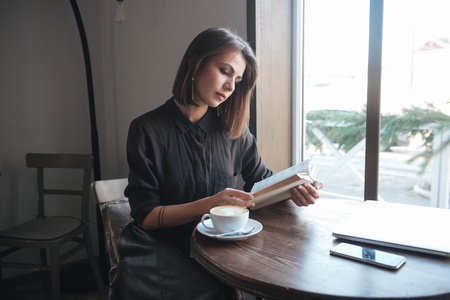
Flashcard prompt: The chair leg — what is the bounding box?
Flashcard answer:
[40,248,47,265]
[40,248,52,295]
[0,262,4,300]
[50,247,60,300]
[84,230,106,295]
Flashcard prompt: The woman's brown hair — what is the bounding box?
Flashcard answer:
[172,28,258,139]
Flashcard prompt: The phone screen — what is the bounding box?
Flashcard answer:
[330,243,406,270]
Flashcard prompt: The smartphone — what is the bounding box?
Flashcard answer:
[330,243,406,270]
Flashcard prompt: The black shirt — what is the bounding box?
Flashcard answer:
[125,98,272,253]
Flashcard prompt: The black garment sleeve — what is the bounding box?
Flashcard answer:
[125,117,163,226]
[240,128,273,192]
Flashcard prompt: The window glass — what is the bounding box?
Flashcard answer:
[302,0,450,208]
[380,0,450,208]
[303,0,370,200]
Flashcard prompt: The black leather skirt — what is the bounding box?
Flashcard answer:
[111,221,237,300]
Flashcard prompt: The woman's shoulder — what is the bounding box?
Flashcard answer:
[133,98,172,120]
[130,98,175,128]
[234,126,255,144]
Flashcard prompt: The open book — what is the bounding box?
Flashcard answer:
[250,159,317,210]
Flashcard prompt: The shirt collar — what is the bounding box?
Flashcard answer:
[166,97,216,135]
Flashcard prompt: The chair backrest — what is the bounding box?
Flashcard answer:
[92,178,129,204]
[26,153,93,221]
[91,178,132,283]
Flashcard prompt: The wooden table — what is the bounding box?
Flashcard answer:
[190,199,450,300]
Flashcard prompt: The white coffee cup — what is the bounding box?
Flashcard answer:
[201,205,249,234]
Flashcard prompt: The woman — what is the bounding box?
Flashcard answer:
[114,27,321,300]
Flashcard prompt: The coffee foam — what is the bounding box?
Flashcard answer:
[212,205,248,216]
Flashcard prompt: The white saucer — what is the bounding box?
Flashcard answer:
[196,218,263,241]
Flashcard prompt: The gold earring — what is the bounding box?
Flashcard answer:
[191,77,195,101]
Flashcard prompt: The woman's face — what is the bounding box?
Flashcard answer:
[193,50,246,108]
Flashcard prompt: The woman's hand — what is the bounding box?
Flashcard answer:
[289,180,323,207]
[210,188,255,209]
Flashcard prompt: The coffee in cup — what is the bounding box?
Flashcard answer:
[201,205,249,234]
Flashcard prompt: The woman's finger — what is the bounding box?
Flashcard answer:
[290,186,310,206]
[214,188,255,207]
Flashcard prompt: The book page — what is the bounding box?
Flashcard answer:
[251,159,315,193]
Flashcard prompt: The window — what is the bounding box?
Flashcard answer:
[297,0,450,208]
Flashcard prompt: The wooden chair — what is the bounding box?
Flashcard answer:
[91,178,131,285]
[0,153,105,299]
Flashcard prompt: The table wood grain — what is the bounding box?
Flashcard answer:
[190,198,450,300]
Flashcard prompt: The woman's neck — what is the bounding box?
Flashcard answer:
[174,99,208,124]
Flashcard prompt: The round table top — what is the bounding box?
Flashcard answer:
[191,198,450,300]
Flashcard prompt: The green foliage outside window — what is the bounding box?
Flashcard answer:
[306,104,450,174]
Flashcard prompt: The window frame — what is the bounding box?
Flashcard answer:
[249,0,449,207]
